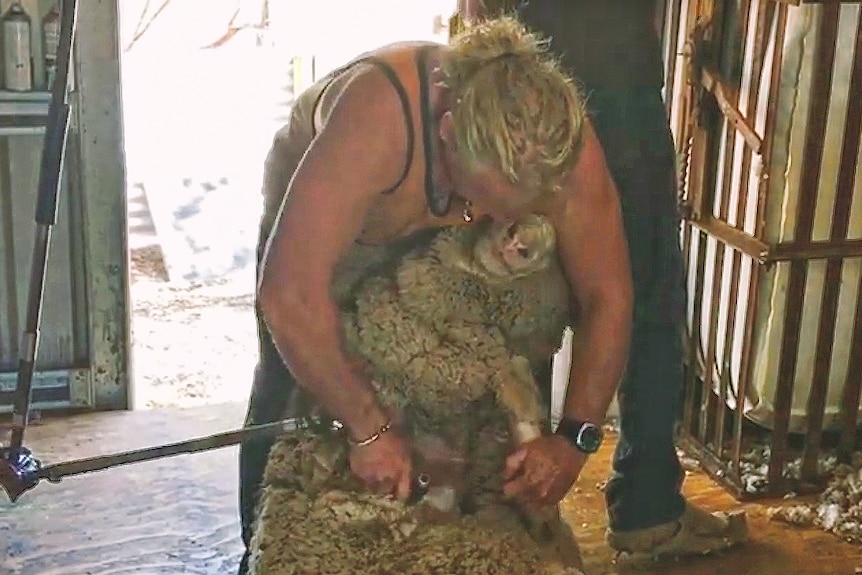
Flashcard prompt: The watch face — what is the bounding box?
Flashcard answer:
[577,424,603,453]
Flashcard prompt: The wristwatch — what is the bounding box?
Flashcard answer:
[555,417,604,454]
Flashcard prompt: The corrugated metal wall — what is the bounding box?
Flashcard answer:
[0,0,129,412]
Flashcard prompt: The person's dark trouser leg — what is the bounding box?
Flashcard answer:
[605,317,686,531]
[237,225,301,575]
[237,310,297,574]
[586,87,688,532]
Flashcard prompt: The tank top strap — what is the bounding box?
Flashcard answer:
[309,54,416,196]
[415,46,451,217]
[359,56,416,195]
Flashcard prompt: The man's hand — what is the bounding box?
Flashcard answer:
[502,435,586,507]
[349,429,414,501]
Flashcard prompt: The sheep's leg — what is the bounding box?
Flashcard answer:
[494,356,583,569]
[496,355,546,445]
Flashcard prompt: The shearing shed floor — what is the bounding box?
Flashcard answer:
[2,401,861,575]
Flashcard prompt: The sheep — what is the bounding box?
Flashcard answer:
[343,215,571,450]
[249,216,583,574]
[249,426,584,575]
[342,216,573,536]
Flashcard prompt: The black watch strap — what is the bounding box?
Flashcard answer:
[555,417,604,454]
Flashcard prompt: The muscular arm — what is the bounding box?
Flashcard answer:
[551,120,633,427]
[257,69,408,441]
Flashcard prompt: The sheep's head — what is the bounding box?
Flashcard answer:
[472,214,557,281]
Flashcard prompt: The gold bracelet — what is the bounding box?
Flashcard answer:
[347,419,393,448]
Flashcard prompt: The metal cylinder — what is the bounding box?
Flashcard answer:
[42,3,61,89]
[2,1,33,92]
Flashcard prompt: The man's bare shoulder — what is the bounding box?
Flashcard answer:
[540,174,581,224]
[549,121,621,219]
[315,44,439,158]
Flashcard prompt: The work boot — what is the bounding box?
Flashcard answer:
[606,502,748,568]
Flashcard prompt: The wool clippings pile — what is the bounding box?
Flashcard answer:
[736,443,840,495]
[768,452,862,544]
[247,429,583,575]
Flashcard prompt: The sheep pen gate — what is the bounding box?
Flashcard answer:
[660,0,862,499]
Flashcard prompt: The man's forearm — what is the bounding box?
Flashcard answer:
[562,302,631,425]
[259,289,388,439]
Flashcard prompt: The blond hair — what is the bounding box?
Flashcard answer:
[441,17,585,197]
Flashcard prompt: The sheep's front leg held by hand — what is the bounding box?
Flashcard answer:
[496,355,545,445]
[429,323,569,549]
[494,354,578,553]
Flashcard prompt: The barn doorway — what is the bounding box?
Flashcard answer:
[119,0,452,409]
